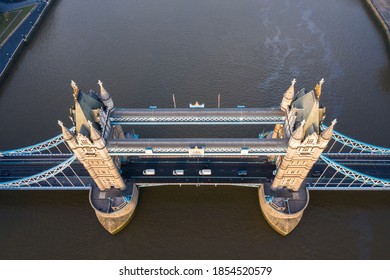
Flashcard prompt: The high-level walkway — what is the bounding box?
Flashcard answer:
[107,138,287,156]
[111,107,285,125]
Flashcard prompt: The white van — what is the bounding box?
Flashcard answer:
[173,169,184,176]
[143,169,155,175]
[199,169,211,175]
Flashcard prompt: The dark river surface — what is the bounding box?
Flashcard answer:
[0,0,390,259]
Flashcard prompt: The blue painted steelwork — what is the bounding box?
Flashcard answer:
[1,127,73,156]
[316,155,390,189]
[322,125,390,154]
[0,155,91,190]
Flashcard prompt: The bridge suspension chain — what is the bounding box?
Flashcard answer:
[0,155,90,190]
[322,125,390,154]
[0,128,74,156]
[312,155,390,189]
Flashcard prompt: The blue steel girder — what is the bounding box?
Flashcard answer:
[322,125,390,154]
[0,155,89,190]
[0,127,74,156]
[316,155,390,189]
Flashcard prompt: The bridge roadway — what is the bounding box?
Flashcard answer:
[1,154,390,188]
[110,107,285,125]
[107,138,288,156]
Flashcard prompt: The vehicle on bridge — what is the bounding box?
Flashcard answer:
[237,170,248,176]
[143,169,155,175]
[199,169,212,175]
[173,169,184,176]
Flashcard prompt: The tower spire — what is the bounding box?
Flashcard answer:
[88,120,102,142]
[58,120,78,150]
[280,79,296,111]
[98,80,114,110]
[321,119,337,141]
[58,120,74,141]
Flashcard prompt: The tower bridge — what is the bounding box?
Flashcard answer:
[1,79,389,236]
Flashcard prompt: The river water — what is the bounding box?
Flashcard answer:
[0,0,389,259]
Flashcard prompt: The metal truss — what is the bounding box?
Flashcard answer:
[1,127,75,156]
[319,155,390,188]
[0,155,83,189]
[136,183,260,188]
[322,124,390,154]
[111,115,284,125]
[108,146,286,156]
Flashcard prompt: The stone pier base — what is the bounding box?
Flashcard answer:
[90,185,139,235]
[258,184,309,236]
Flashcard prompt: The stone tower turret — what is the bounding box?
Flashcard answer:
[98,80,114,111]
[272,79,334,192]
[280,79,296,112]
[59,81,126,191]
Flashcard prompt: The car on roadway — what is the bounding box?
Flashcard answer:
[173,169,184,176]
[237,170,248,176]
[143,169,155,175]
[199,169,212,175]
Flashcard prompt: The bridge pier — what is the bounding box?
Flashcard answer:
[261,79,336,235]
[89,183,139,234]
[258,183,309,236]
[59,80,136,234]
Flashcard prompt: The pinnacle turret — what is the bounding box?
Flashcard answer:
[98,80,114,110]
[321,119,337,141]
[58,120,75,141]
[88,121,102,142]
[280,79,296,111]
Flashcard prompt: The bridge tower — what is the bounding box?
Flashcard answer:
[58,81,126,191]
[272,78,336,191]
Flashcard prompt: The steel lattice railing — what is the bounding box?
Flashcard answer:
[107,146,287,155]
[111,115,284,124]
